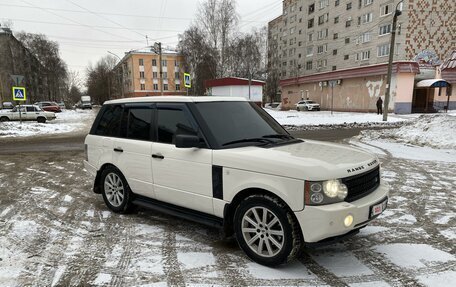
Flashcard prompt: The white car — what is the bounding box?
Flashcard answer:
[296,100,321,111]
[264,102,282,110]
[0,105,56,123]
[84,96,388,266]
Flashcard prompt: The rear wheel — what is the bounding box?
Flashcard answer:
[37,117,46,123]
[234,194,302,266]
[0,116,9,122]
[100,166,134,213]
[296,107,300,111]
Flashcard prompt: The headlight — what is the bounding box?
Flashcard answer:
[305,179,348,205]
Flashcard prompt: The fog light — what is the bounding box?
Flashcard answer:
[344,215,354,227]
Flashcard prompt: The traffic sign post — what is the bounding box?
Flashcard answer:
[12,86,26,124]
[184,73,191,96]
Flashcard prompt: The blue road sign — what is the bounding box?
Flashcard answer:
[12,87,26,101]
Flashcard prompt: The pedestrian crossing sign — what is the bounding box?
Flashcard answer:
[184,73,191,88]
[12,87,26,101]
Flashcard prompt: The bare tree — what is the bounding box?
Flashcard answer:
[86,55,118,104]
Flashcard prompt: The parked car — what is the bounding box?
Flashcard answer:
[34,101,62,113]
[1,102,14,110]
[57,101,66,109]
[0,105,56,123]
[264,102,282,110]
[84,96,388,266]
[296,100,321,111]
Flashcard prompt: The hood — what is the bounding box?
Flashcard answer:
[213,140,378,181]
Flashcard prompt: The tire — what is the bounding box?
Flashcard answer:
[296,107,300,111]
[0,116,9,122]
[37,117,46,123]
[234,194,302,266]
[99,166,134,213]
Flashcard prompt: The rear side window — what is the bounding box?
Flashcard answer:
[123,108,153,141]
[93,105,123,137]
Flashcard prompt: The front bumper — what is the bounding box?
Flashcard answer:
[295,183,389,243]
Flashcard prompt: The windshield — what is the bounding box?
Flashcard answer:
[306,101,316,104]
[193,101,293,148]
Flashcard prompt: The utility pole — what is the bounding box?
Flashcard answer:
[154,42,163,96]
[383,1,403,121]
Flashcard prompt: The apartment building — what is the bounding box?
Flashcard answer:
[114,48,187,98]
[268,0,455,113]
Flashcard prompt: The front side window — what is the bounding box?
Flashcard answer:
[125,108,152,141]
[156,106,194,144]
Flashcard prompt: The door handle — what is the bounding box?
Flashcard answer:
[114,147,123,153]
[152,154,164,159]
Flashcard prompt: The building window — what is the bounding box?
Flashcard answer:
[153,84,158,90]
[298,53,302,58]
[175,60,179,67]
[344,54,349,60]
[163,72,168,79]
[174,72,179,79]
[139,59,144,66]
[332,66,337,71]
[317,59,327,68]
[333,49,337,55]
[334,16,339,23]
[317,29,328,39]
[176,84,180,91]
[139,71,145,78]
[364,0,373,6]
[345,37,350,44]
[162,60,167,67]
[306,46,313,56]
[153,72,158,78]
[381,4,392,16]
[308,3,315,14]
[361,12,373,24]
[140,84,145,90]
[308,18,314,28]
[290,27,295,34]
[360,32,371,43]
[356,50,371,61]
[346,20,352,27]
[377,44,390,57]
[163,84,168,91]
[319,0,329,9]
[306,61,313,70]
[152,59,157,66]
[335,0,340,6]
[317,44,327,54]
[379,24,392,35]
[346,2,352,10]
[308,33,314,41]
[333,33,338,39]
[298,41,302,46]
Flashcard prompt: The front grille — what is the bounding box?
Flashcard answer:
[342,166,380,202]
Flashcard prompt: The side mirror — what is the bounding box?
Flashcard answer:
[175,134,200,148]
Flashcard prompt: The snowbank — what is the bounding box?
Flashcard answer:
[0,109,97,138]
[359,114,456,150]
[266,110,406,129]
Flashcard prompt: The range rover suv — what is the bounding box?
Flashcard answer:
[84,96,388,266]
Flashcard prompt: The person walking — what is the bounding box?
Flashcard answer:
[376,97,383,115]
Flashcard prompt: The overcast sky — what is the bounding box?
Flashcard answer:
[0,0,282,79]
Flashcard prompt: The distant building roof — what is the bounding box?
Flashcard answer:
[205,77,266,88]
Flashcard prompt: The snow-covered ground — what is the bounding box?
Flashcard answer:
[0,109,97,138]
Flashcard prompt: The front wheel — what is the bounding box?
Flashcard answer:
[296,107,300,111]
[100,167,134,213]
[37,117,46,123]
[234,194,302,266]
[0,116,9,122]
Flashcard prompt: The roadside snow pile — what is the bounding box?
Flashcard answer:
[266,110,406,130]
[0,109,97,138]
[359,114,456,150]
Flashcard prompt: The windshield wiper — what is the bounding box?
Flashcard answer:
[262,134,294,140]
[222,137,275,146]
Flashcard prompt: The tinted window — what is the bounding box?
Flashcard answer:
[194,102,288,147]
[157,107,194,144]
[127,108,152,141]
[94,105,123,136]
[26,106,35,112]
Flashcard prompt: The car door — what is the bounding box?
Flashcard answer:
[151,103,214,215]
[26,106,38,120]
[112,104,155,199]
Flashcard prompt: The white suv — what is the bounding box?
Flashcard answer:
[296,100,320,111]
[84,96,388,266]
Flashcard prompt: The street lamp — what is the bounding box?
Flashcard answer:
[107,51,124,98]
[383,0,403,121]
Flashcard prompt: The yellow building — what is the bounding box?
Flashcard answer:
[115,47,187,97]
